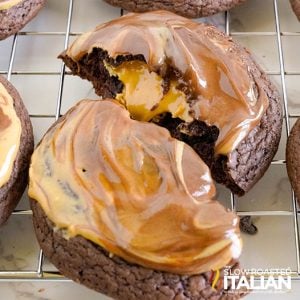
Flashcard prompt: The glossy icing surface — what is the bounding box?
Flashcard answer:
[66,11,269,155]
[29,100,241,274]
[0,82,21,188]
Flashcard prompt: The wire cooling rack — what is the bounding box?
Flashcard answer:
[0,0,299,285]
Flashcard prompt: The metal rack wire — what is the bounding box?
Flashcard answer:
[0,0,299,283]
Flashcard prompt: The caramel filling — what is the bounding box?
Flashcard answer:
[29,100,241,275]
[0,0,22,10]
[67,11,269,155]
[107,61,191,122]
[0,82,21,188]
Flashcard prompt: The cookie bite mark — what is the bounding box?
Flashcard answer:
[60,11,282,195]
[105,60,192,122]
[64,11,268,157]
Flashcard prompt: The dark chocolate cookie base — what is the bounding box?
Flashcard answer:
[286,118,300,205]
[103,0,246,18]
[0,0,46,40]
[31,200,246,300]
[59,22,282,196]
[0,76,34,225]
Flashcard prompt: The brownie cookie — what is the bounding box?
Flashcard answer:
[29,99,245,299]
[0,75,33,225]
[59,11,282,196]
[31,200,247,300]
[103,0,247,18]
[286,119,300,204]
[0,0,46,40]
[290,0,300,21]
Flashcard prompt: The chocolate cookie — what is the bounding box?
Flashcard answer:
[59,11,282,196]
[290,0,300,21]
[0,0,46,40]
[103,0,247,18]
[286,119,300,204]
[31,200,246,300]
[0,75,33,225]
[29,99,245,299]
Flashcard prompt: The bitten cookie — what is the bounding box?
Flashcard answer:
[0,0,46,40]
[287,119,300,204]
[0,75,33,225]
[30,99,246,299]
[103,0,247,18]
[290,0,300,21]
[59,11,283,195]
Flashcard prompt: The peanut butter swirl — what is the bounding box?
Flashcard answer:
[0,82,21,188]
[66,11,269,155]
[0,0,22,10]
[29,100,241,275]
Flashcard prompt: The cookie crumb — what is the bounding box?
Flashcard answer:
[240,216,258,235]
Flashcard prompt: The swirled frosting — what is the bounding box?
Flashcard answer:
[29,100,241,275]
[66,11,269,155]
[0,82,21,188]
[0,0,22,10]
